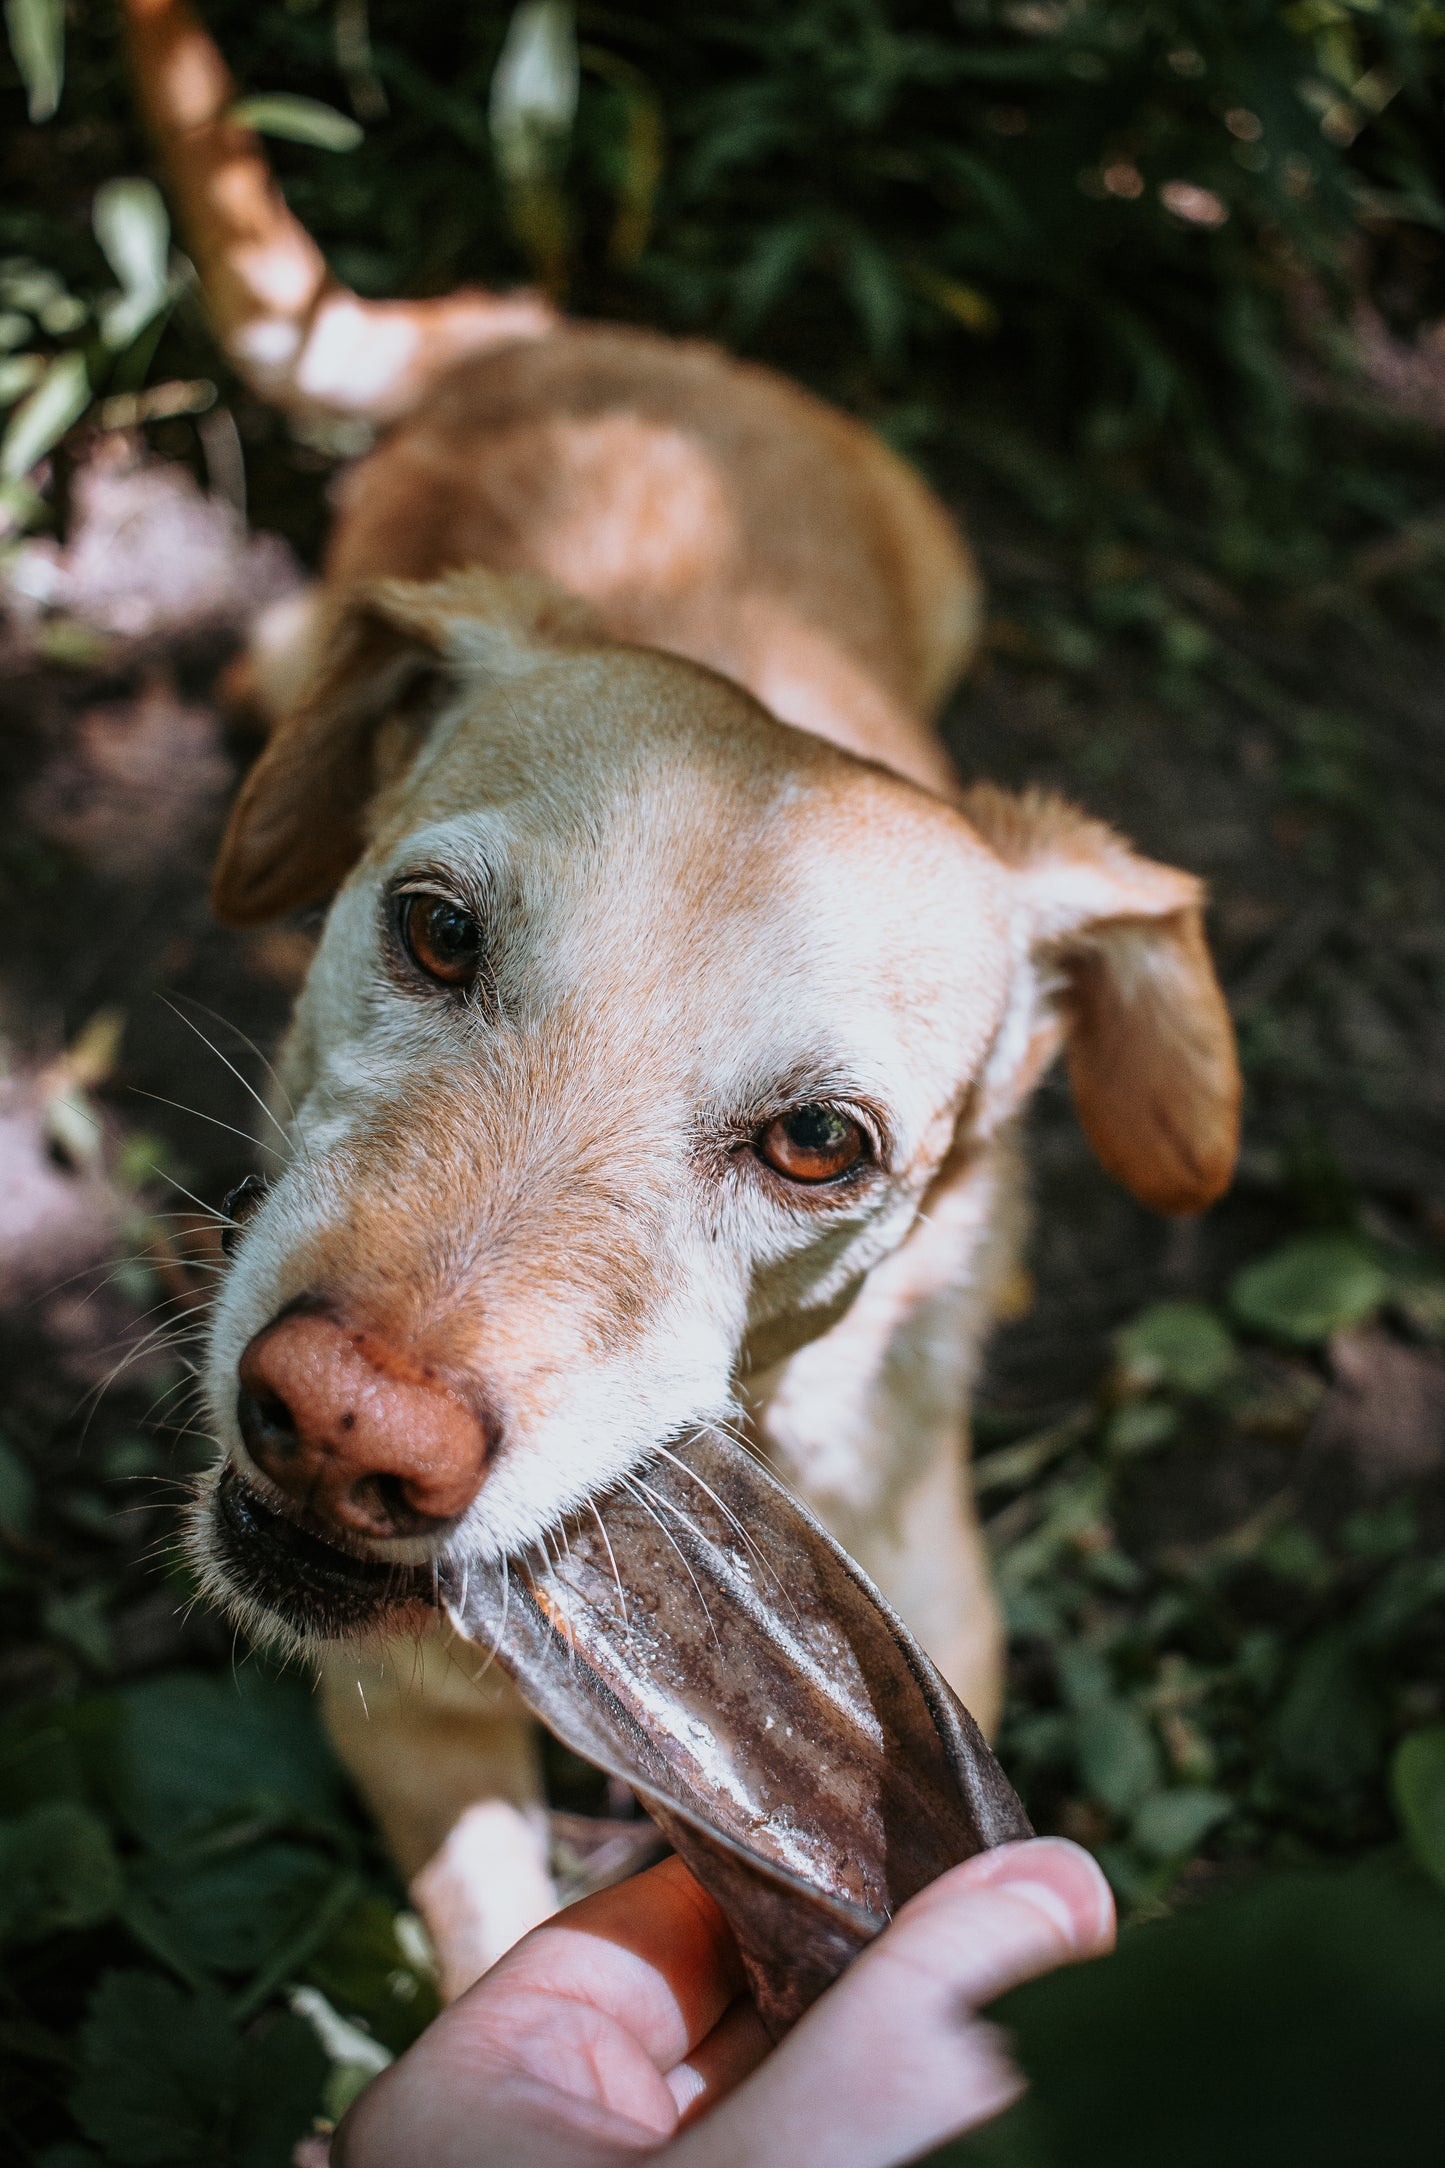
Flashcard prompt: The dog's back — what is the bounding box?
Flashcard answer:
[124,0,979,793]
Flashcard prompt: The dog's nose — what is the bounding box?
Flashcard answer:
[236,1312,490,1541]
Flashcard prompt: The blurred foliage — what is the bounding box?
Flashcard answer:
[3,1,1445,576]
[913,1230,1445,2165]
[0,1665,440,2162]
[981,1232,1445,1907]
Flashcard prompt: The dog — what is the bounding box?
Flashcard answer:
[124,0,1240,1997]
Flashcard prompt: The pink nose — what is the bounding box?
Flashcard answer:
[236,1312,490,1541]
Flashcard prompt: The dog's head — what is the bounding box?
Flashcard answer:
[196,570,1238,1644]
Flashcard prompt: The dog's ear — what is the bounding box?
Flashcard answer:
[211,571,604,925]
[965,784,1240,1215]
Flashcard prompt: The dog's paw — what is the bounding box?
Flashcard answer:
[409,1799,558,2001]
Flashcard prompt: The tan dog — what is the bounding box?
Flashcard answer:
[126,0,1239,1996]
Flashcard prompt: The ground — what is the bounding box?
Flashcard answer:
[1,425,1442,2163]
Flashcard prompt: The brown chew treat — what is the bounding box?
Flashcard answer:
[446,1427,1030,2037]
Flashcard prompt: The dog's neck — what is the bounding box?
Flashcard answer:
[591,584,959,798]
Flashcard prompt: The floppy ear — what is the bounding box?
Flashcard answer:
[211,570,604,925]
[964,784,1240,1216]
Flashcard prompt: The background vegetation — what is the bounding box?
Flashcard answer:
[2,2,1445,2161]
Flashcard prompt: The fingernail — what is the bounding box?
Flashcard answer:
[969,1838,1116,1955]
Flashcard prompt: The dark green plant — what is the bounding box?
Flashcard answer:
[4,2,1445,572]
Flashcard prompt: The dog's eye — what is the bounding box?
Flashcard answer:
[398,893,482,988]
[758,1104,869,1184]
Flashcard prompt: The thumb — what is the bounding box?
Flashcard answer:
[668,1838,1114,2168]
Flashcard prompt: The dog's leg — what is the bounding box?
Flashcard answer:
[318,1624,557,2000]
[748,1140,1025,1737]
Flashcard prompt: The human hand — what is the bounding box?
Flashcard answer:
[335,1835,1113,2168]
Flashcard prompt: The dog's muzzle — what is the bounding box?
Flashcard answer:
[210,1466,439,1639]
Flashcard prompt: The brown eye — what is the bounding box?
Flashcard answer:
[758,1104,869,1184]
[398,892,482,988]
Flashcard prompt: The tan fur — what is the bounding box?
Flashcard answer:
[126,0,1240,1996]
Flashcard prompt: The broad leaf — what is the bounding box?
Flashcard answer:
[1392,1727,1445,1894]
[72,1972,326,2168]
[0,1801,122,1945]
[1229,1236,1387,1345]
[229,94,363,152]
[1115,1303,1235,1395]
[1273,1633,1380,1792]
[136,1842,338,1976]
[0,348,87,482]
[4,0,62,122]
[111,1673,342,1847]
[1076,1700,1161,1819]
[302,1895,440,2055]
[93,179,172,349]
[489,0,579,186]
[1130,1787,1231,1863]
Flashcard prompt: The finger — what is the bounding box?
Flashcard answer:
[667,1837,1115,2168]
[666,1995,771,2125]
[492,1855,748,2072]
[336,1857,748,2167]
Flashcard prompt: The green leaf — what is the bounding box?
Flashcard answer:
[1274,1632,1380,1791]
[136,1843,338,1977]
[1077,1701,1162,1819]
[1392,1728,1445,1893]
[1229,1236,1387,1344]
[4,0,63,123]
[836,226,905,361]
[72,1974,238,2165]
[71,1971,326,2168]
[489,0,579,187]
[0,1801,122,1945]
[1115,1303,1236,1395]
[1102,1400,1179,1456]
[302,1896,440,2055]
[44,1584,115,1672]
[0,1696,118,1817]
[93,179,172,350]
[112,1673,343,1848]
[729,216,819,334]
[229,94,364,153]
[0,348,88,482]
[1130,1787,1232,1863]
[0,351,44,406]
[232,2013,329,2168]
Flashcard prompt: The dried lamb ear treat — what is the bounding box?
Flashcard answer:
[446,1427,1031,2037]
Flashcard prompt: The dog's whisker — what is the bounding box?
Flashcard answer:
[588,1499,629,1629]
[166,991,297,1123]
[127,1085,286,1159]
[75,1314,205,1420]
[158,994,293,1149]
[620,1474,718,1648]
[465,1553,509,1684]
[652,1437,796,1615]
